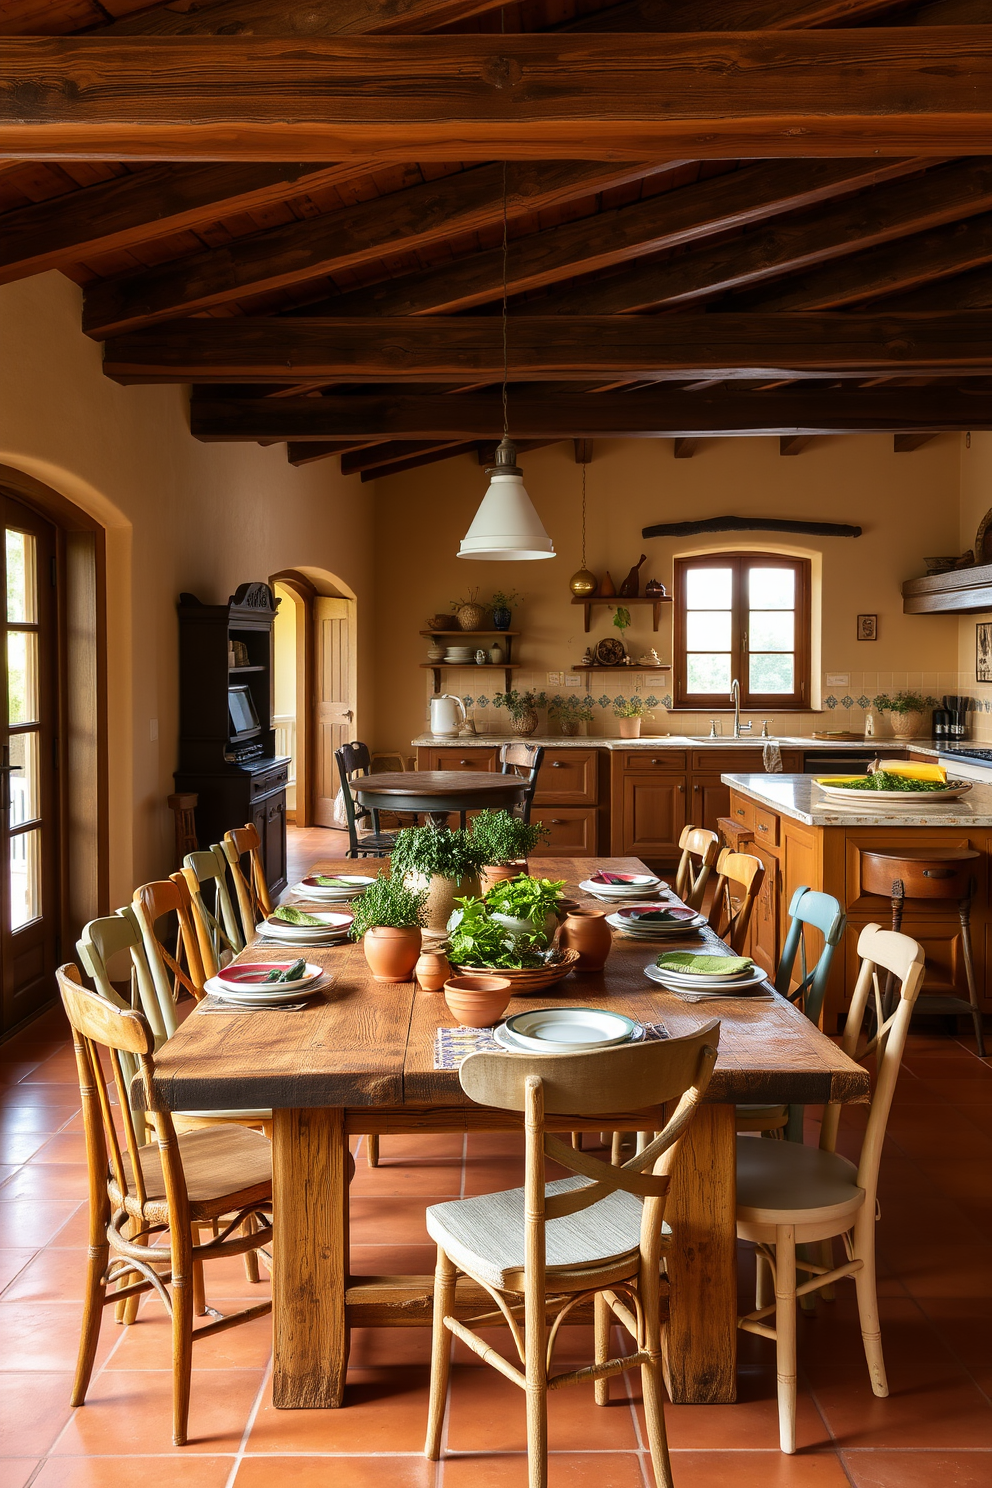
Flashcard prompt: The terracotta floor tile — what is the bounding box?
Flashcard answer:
[633,1383,830,1453]
[0,1163,89,1202]
[0,1164,21,1188]
[50,1367,265,1455]
[30,1131,88,1165]
[0,1060,46,1084]
[248,1366,432,1453]
[0,1103,78,1134]
[659,1451,853,1487]
[842,1449,992,1487]
[2,1244,96,1301]
[0,1371,75,1456]
[441,1453,645,1488]
[235,1458,436,1488]
[350,1149,463,1197]
[349,1197,433,1247]
[0,1247,35,1292]
[0,1198,82,1248]
[32,1457,237,1488]
[0,1300,115,1373]
[878,1236,992,1299]
[0,1463,38,1488]
[916,1297,992,1394]
[350,1242,437,1274]
[40,1203,94,1248]
[0,1131,54,1164]
[0,1083,84,1108]
[924,1080,992,1107]
[446,1364,639,1452]
[105,1300,273,1371]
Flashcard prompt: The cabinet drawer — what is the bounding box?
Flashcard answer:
[530,807,598,856]
[621,751,686,770]
[427,748,498,772]
[752,806,779,847]
[534,749,598,806]
[692,750,764,773]
[250,763,288,796]
[728,793,754,831]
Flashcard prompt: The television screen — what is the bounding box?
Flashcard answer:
[228,685,260,737]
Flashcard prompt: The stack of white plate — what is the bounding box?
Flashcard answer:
[494,1006,644,1054]
[290,874,375,903]
[607,905,707,938]
[204,959,328,1007]
[444,646,475,663]
[258,910,354,945]
[645,957,770,999]
[579,872,667,904]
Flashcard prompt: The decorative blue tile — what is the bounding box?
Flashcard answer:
[841,695,854,709]
[476,695,489,708]
[615,695,626,708]
[646,696,660,708]
[598,695,611,708]
[857,695,870,708]
[663,694,672,708]
[825,695,838,709]
[462,696,474,707]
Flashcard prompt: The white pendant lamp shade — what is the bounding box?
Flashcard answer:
[458,438,556,561]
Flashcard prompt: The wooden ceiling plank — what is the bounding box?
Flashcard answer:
[311,157,922,320]
[4,32,992,161]
[0,161,374,285]
[104,312,992,384]
[894,432,939,450]
[189,384,992,440]
[563,1,910,30]
[286,439,377,465]
[99,0,511,36]
[780,434,813,453]
[80,160,660,337]
[341,438,464,474]
[879,260,992,310]
[357,440,477,480]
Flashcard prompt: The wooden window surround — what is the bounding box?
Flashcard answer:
[673,553,811,712]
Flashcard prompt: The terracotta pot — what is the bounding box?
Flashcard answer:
[558,718,579,737]
[363,925,422,983]
[444,974,512,1028]
[415,947,451,992]
[480,861,527,895]
[513,707,540,737]
[424,872,479,933]
[889,710,925,739]
[618,717,642,739]
[558,908,613,972]
[456,602,488,631]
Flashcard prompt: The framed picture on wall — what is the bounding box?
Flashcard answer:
[857,614,877,641]
[977,623,992,683]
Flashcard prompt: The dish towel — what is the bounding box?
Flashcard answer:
[434,1021,669,1070]
[763,741,783,773]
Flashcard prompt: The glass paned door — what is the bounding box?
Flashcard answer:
[1,496,59,1033]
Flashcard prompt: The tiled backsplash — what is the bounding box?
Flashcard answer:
[430,668,970,739]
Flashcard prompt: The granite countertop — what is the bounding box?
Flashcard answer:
[411,732,930,753]
[721,772,992,827]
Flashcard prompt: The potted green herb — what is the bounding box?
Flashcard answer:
[489,588,522,631]
[548,692,595,737]
[470,809,549,894]
[484,874,566,939]
[872,691,939,740]
[389,824,482,932]
[349,873,428,983]
[493,688,548,738]
[446,896,548,970]
[613,693,647,739]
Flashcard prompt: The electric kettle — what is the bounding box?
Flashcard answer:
[430,694,466,737]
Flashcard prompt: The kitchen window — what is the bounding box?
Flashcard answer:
[673,554,811,711]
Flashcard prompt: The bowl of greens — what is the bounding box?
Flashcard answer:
[447,893,579,991]
[814,771,973,802]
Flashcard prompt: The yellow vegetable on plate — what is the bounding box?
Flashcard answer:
[880,761,947,784]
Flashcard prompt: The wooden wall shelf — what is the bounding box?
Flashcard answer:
[902,562,992,614]
[419,629,520,638]
[421,661,517,691]
[571,594,671,632]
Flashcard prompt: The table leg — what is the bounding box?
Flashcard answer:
[272,1106,350,1408]
[663,1102,737,1404]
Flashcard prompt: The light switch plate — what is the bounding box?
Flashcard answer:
[547,671,564,686]
[149,718,159,742]
[825,673,850,688]
[565,674,582,687]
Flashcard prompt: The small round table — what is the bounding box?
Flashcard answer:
[354,770,527,828]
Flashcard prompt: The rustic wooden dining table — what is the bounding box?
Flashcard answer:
[354,769,527,827]
[149,855,869,1412]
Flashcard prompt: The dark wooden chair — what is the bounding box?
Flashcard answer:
[499,742,545,825]
[335,741,397,858]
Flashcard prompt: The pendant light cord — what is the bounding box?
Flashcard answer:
[501,158,509,441]
[581,460,587,568]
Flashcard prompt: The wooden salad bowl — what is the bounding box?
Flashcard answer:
[452,947,580,993]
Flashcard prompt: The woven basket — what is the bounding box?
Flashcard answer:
[453,947,580,993]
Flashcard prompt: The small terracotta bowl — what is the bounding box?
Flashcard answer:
[444,974,512,1029]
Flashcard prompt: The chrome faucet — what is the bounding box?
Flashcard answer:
[730,678,752,740]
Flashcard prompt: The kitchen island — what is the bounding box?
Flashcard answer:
[722,772,992,1027]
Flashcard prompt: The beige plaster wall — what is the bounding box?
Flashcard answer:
[0,273,374,909]
[373,433,963,749]
[956,432,992,741]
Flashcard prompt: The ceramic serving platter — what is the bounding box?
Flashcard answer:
[262,910,353,939]
[215,960,323,989]
[493,1019,645,1054]
[644,962,770,994]
[499,1006,640,1053]
[202,973,330,1007]
[291,875,374,899]
[814,777,973,802]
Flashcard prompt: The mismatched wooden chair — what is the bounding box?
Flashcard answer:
[737,886,847,1140]
[222,823,274,942]
[182,846,245,968]
[709,848,765,952]
[736,923,925,1454]
[167,791,198,867]
[674,825,720,911]
[424,1023,720,1488]
[58,964,273,1448]
[131,875,209,1010]
[334,741,398,858]
[499,742,545,825]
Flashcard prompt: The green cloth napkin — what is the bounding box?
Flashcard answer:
[655,952,753,976]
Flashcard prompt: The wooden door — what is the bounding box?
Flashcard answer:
[314,597,356,828]
[1,497,59,1033]
[618,775,686,861]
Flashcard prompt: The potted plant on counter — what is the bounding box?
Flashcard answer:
[613,693,647,739]
[389,824,482,933]
[350,873,428,983]
[493,688,548,737]
[470,809,549,894]
[489,588,522,632]
[872,690,939,740]
[548,693,595,737]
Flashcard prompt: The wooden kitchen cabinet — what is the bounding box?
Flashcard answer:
[746,843,780,979]
[419,747,498,772]
[531,807,598,856]
[613,773,687,862]
[534,749,598,805]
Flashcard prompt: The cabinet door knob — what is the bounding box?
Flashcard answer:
[551,818,565,825]
[650,758,661,765]
[459,759,471,765]
[693,783,699,791]
[551,761,563,768]
[677,782,685,793]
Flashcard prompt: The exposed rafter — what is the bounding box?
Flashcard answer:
[99,0,511,35]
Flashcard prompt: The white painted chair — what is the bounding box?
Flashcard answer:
[182,845,245,971]
[736,922,925,1454]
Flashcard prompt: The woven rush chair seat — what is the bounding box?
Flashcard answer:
[111,1124,273,1224]
[427,1175,671,1291]
[737,1137,863,1226]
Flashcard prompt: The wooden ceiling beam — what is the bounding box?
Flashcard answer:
[287,440,376,466]
[80,159,658,337]
[341,438,463,475]
[357,441,478,480]
[780,434,813,453]
[4,32,992,162]
[894,432,939,450]
[564,1,910,30]
[309,157,921,320]
[99,1,510,35]
[673,438,701,456]
[189,384,992,440]
[879,260,992,310]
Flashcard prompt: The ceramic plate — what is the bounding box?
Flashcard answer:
[502,1006,638,1052]
[216,960,323,990]
[202,973,329,1006]
[263,910,353,935]
[644,962,770,993]
[814,777,973,802]
[588,872,661,888]
[292,875,374,898]
[493,1019,645,1054]
[579,876,666,896]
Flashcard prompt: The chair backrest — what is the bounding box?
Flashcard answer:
[167,791,198,866]
[775,885,846,1028]
[130,877,208,1039]
[183,845,245,964]
[674,825,720,910]
[710,848,765,952]
[58,964,185,1222]
[222,822,273,939]
[460,1022,719,1286]
[499,742,545,823]
[820,923,924,1213]
[334,741,373,853]
[78,909,172,1047]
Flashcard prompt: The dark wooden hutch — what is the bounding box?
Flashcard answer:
[174,582,290,894]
